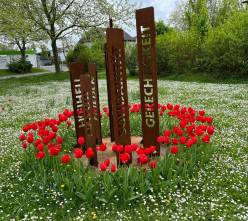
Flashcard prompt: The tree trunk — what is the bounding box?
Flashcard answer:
[16,39,26,61]
[51,39,61,73]
[20,49,26,61]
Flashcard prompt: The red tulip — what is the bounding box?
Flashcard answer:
[199,110,205,116]
[58,114,67,122]
[97,143,107,152]
[149,160,157,169]
[61,154,70,164]
[86,147,95,159]
[56,136,63,144]
[202,134,210,144]
[74,148,83,158]
[137,154,148,165]
[34,139,42,147]
[49,145,61,156]
[19,134,26,141]
[124,145,132,153]
[78,137,85,146]
[179,136,187,144]
[112,144,117,152]
[22,125,29,132]
[27,135,34,144]
[110,164,117,172]
[207,126,215,135]
[35,151,45,160]
[120,153,130,164]
[157,136,164,144]
[52,126,58,133]
[136,147,144,155]
[163,136,170,144]
[22,141,28,149]
[206,117,213,124]
[99,163,107,171]
[37,143,44,151]
[163,130,170,137]
[186,139,193,148]
[131,144,138,151]
[167,103,173,110]
[116,145,124,153]
[170,146,179,154]
[104,158,110,167]
[172,138,178,145]
[196,129,204,136]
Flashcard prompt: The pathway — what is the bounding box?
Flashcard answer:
[0,65,68,80]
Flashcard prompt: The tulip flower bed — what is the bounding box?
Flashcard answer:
[19,102,215,206]
[1,77,247,221]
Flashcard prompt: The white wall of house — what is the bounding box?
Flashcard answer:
[0,54,38,69]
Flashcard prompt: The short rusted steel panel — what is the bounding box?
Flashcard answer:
[106,28,131,147]
[88,63,102,145]
[80,74,98,166]
[136,7,160,153]
[68,62,86,143]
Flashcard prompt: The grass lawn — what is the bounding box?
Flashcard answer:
[0,68,48,77]
[0,73,247,220]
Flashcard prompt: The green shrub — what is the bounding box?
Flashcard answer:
[203,11,248,75]
[8,60,33,73]
[66,41,105,70]
[125,43,137,76]
[66,44,92,64]
[157,31,201,74]
[90,41,105,69]
[156,11,248,78]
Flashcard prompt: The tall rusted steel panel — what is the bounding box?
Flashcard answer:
[106,28,131,147]
[68,63,86,143]
[136,7,160,153]
[88,63,102,145]
[80,74,98,166]
[105,44,115,142]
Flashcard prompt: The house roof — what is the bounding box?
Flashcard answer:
[123,31,136,42]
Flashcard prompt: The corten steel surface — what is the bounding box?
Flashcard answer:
[80,74,98,166]
[68,63,86,143]
[136,7,160,153]
[106,28,131,150]
[88,63,102,144]
[105,44,115,142]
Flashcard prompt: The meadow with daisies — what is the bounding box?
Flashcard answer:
[0,75,247,220]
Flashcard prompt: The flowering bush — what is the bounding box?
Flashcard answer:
[19,103,215,205]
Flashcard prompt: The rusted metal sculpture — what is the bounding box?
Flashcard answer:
[105,27,131,147]
[68,7,160,166]
[69,63,102,148]
[88,63,102,145]
[136,7,160,153]
[68,63,86,143]
[105,43,115,142]
[80,74,98,166]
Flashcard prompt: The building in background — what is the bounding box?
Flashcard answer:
[0,50,38,69]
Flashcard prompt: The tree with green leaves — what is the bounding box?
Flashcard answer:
[0,1,42,61]
[156,20,172,36]
[21,0,135,73]
[184,0,209,38]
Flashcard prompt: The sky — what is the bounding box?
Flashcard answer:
[128,0,183,36]
[132,0,180,21]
